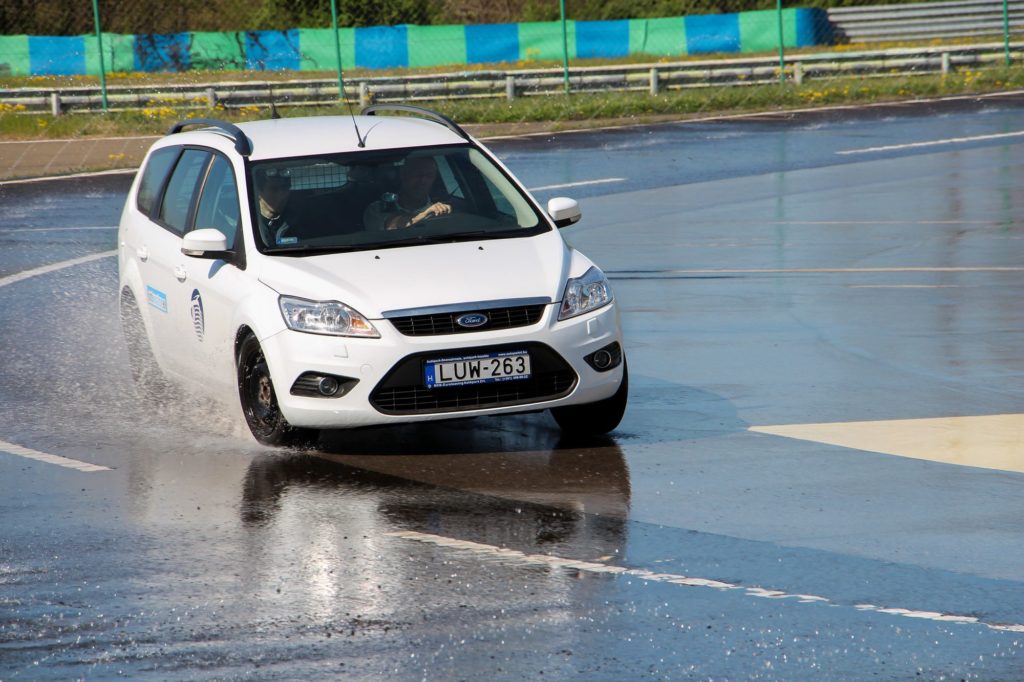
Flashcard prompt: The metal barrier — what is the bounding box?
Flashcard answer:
[829,0,1024,42]
[3,41,1019,115]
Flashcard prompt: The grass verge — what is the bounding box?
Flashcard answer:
[1,67,1022,143]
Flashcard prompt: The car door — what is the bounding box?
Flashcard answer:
[123,145,180,368]
[144,147,214,381]
[180,152,250,394]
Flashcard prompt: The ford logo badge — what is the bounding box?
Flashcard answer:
[456,313,489,328]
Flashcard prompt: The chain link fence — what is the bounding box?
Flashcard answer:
[1,0,1022,127]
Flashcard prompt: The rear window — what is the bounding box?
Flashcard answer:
[136,147,179,217]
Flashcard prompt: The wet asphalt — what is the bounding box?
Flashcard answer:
[2,95,1024,680]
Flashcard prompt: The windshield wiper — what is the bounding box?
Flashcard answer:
[355,235,453,249]
[455,229,546,242]
[381,230,530,247]
[267,229,532,255]
[267,244,359,255]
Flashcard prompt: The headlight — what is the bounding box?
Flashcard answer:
[558,266,612,320]
[279,296,380,338]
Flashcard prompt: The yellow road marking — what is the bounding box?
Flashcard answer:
[751,414,1024,473]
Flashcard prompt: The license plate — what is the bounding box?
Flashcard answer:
[424,350,531,388]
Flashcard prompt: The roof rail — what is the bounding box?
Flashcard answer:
[360,104,470,141]
[166,118,252,156]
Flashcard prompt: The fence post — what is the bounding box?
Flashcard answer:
[50,92,61,116]
[330,0,347,102]
[206,87,217,108]
[90,0,108,112]
[649,68,660,95]
[505,76,516,100]
[1004,0,1012,66]
[560,0,570,94]
[793,62,804,85]
[359,82,370,107]
[941,52,951,75]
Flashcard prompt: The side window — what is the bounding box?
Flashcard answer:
[193,155,240,247]
[158,149,211,236]
[136,147,179,217]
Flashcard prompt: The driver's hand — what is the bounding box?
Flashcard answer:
[413,202,452,223]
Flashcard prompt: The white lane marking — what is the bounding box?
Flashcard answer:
[837,130,1024,155]
[482,89,1024,142]
[762,220,1001,225]
[0,168,136,186]
[6,226,118,233]
[6,89,1024,186]
[0,439,111,473]
[0,250,117,289]
[0,252,119,474]
[847,284,967,289]
[388,530,1024,633]
[609,266,1024,275]
[528,177,625,191]
[387,532,1024,630]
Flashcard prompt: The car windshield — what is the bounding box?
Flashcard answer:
[249,144,546,253]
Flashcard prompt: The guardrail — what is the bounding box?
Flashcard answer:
[2,41,1021,115]
[829,0,1024,42]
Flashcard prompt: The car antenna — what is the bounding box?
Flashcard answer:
[335,63,366,148]
[268,85,282,120]
[347,98,366,148]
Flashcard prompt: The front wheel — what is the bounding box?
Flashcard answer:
[551,360,628,436]
[237,333,318,447]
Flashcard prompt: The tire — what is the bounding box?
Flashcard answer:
[120,289,174,404]
[551,360,628,436]
[237,333,319,447]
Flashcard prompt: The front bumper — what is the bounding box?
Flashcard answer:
[259,301,624,429]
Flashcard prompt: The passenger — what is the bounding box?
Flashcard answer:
[363,156,453,231]
[254,168,301,246]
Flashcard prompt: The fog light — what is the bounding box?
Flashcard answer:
[584,342,622,372]
[290,372,358,398]
[592,349,614,370]
[318,376,340,396]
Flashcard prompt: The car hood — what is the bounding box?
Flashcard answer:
[256,231,570,318]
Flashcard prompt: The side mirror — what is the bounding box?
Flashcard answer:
[547,197,581,228]
[182,228,230,259]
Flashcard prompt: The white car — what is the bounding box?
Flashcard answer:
[117,106,627,445]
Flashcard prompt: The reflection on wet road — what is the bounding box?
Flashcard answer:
[2,97,1024,679]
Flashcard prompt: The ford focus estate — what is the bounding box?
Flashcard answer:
[117,106,627,445]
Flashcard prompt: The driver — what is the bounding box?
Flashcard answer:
[363,155,453,231]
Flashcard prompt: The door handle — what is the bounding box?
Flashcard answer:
[174,265,187,282]
[136,246,149,262]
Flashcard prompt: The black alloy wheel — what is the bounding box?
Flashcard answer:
[237,333,318,447]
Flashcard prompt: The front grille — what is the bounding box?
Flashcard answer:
[388,304,546,336]
[370,342,577,415]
